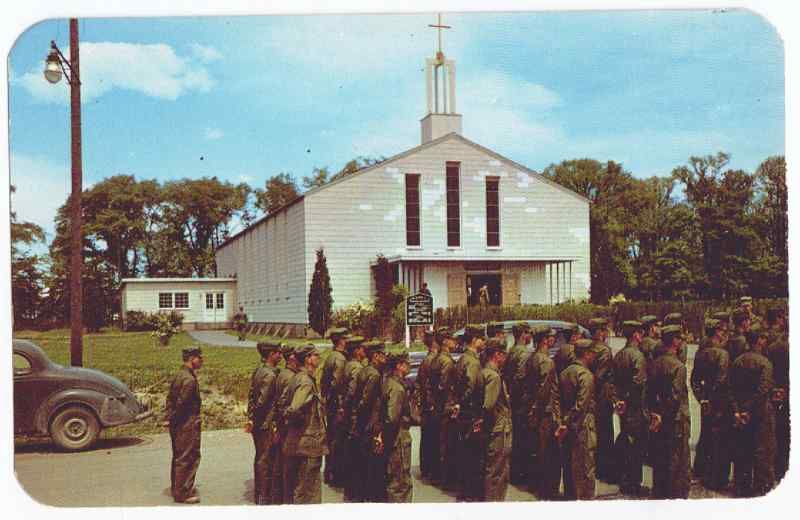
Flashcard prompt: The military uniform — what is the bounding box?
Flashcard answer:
[730,348,776,496]
[560,341,597,500]
[646,336,690,499]
[233,310,248,341]
[247,343,281,504]
[433,343,458,488]
[525,348,562,499]
[451,326,485,501]
[766,325,789,482]
[612,327,648,496]
[320,329,348,487]
[341,337,366,502]
[690,329,731,490]
[639,315,660,368]
[727,332,749,363]
[505,323,532,485]
[282,347,327,504]
[416,333,439,481]
[588,323,616,483]
[351,342,386,502]
[482,354,512,501]
[269,349,299,505]
[165,351,202,503]
[382,355,414,502]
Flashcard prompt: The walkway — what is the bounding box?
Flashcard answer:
[186,330,257,348]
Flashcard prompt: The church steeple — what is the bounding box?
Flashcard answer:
[421,14,462,144]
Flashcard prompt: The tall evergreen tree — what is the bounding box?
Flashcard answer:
[308,247,333,336]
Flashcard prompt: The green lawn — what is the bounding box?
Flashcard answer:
[223,329,428,352]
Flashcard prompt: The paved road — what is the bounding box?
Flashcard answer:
[14,338,724,506]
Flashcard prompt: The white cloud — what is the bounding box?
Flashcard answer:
[461,70,561,112]
[190,43,223,63]
[15,42,216,104]
[204,127,224,140]
[9,154,71,241]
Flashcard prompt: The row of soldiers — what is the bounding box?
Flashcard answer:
[165,296,788,504]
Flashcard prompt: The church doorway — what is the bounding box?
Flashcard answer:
[466,273,502,306]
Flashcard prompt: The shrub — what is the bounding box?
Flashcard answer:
[124,310,152,332]
[150,312,182,345]
[331,301,378,337]
[434,302,611,331]
[308,247,333,336]
[389,284,410,341]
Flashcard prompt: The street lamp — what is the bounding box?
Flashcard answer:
[44,19,84,367]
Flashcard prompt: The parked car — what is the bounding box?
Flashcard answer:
[406,320,591,383]
[13,339,152,451]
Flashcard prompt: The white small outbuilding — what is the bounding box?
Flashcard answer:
[120,278,237,330]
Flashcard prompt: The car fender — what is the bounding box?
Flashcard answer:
[35,389,126,433]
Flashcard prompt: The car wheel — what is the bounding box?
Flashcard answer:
[49,405,100,451]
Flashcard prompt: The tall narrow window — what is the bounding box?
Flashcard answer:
[486,177,500,247]
[446,162,461,247]
[405,174,421,246]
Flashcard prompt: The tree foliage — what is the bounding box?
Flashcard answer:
[308,247,333,336]
[255,172,299,214]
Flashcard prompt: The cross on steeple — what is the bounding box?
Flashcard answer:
[428,13,451,63]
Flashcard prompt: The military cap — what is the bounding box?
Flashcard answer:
[486,322,505,337]
[256,341,281,357]
[345,335,365,350]
[386,351,410,369]
[704,319,721,336]
[562,322,579,332]
[712,311,731,322]
[280,343,295,357]
[663,313,683,326]
[435,327,454,342]
[511,321,532,336]
[182,346,202,361]
[622,320,644,335]
[574,339,593,352]
[660,324,683,343]
[327,327,350,342]
[363,339,386,355]
[532,324,556,341]
[732,308,749,324]
[464,324,486,340]
[587,317,608,332]
[639,315,658,327]
[483,337,507,356]
[295,344,320,361]
[740,296,753,304]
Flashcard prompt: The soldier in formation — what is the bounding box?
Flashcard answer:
[586,317,616,483]
[416,329,439,481]
[765,307,789,482]
[165,347,204,504]
[320,327,349,487]
[245,341,282,504]
[432,327,458,488]
[480,339,512,501]
[505,322,532,485]
[382,352,415,502]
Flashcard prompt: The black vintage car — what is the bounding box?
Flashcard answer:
[13,339,152,451]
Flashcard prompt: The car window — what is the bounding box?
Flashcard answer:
[13,353,32,376]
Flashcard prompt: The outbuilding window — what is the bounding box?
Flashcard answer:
[174,292,189,309]
[159,292,173,309]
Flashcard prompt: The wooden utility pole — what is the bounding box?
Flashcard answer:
[69,18,83,366]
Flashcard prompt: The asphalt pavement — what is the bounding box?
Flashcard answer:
[14,337,725,506]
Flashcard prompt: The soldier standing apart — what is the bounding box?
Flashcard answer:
[351,340,388,502]
[739,296,764,331]
[612,321,649,497]
[765,307,789,482]
[451,324,487,501]
[165,347,203,504]
[481,339,513,501]
[270,344,300,505]
[282,345,327,504]
[730,329,776,497]
[587,317,617,484]
[690,319,731,490]
[522,326,563,499]
[245,341,282,504]
[341,335,367,501]
[416,329,438,481]
[646,325,690,499]
[320,327,349,487]
[560,339,597,500]
[433,328,459,489]
[382,352,415,502]
[233,306,248,341]
[505,322,532,485]
[727,309,751,362]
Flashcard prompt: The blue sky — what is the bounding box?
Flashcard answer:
[8,10,784,243]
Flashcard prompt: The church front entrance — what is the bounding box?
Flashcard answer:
[466,273,502,306]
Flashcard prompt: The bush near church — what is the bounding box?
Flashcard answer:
[123,310,184,333]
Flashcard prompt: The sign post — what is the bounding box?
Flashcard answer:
[405,292,434,350]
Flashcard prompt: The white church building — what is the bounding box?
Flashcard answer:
[214,48,591,335]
